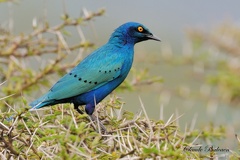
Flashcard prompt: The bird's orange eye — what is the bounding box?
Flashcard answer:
[137,26,144,32]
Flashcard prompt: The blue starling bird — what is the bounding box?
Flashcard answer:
[30,22,160,130]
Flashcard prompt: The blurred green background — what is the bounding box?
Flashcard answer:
[1,0,240,150]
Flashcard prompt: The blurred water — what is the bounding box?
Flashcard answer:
[1,0,240,151]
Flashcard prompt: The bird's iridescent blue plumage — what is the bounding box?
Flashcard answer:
[30,22,160,115]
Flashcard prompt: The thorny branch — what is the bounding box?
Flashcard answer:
[0,8,105,100]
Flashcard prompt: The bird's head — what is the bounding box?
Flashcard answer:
[109,22,160,45]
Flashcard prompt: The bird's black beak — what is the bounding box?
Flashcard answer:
[146,33,161,41]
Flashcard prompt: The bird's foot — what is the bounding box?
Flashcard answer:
[74,105,84,114]
[74,104,108,134]
[89,114,108,134]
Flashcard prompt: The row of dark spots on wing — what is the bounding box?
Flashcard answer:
[98,67,121,80]
[99,67,120,73]
[69,73,98,85]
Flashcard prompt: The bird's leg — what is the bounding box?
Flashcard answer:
[89,114,108,134]
[73,104,107,133]
[74,104,84,114]
[85,104,108,134]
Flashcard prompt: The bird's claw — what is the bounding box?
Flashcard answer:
[89,115,108,134]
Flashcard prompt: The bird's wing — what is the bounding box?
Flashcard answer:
[46,50,123,100]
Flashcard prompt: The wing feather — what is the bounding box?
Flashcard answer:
[46,46,123,100]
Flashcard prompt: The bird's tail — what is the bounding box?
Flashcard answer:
[29,94,52,111]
